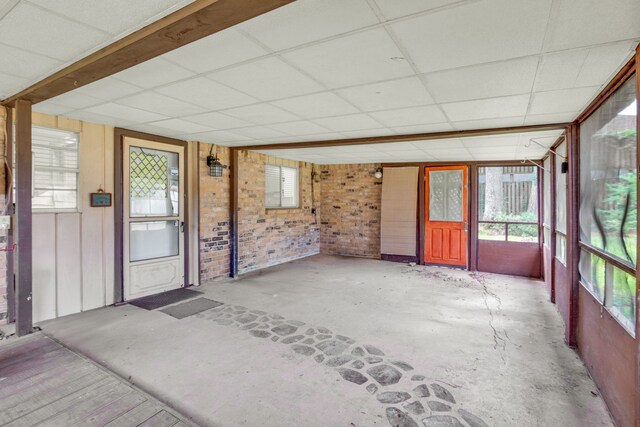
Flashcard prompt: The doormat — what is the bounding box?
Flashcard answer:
[160,297,224,319]
[129,288,203,311]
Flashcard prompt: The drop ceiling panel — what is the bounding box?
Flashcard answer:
[222,103,300,125]
[268,120,332,136]
[528,87,598,115]
[147,118,212,135]
[369,105,447,127]
[425,57,538,103]
[373,142,424,151]
[209,57,324,101]
[182,111,253,130]
[313,114,383,132]
[451,116,526,131]
[0,3,109,61]
[229,126,287,139]
[32,102,74,117]
[545,0,640,51]
[575,43,637,88]
[29,0,192,36]
[113,57,195,89]
[238,0,380,51]
[74,77,142,100]
[392,123,455,134]
[523,112,575,125]
[272,92,360,118]
[336,77,434,111]
[442,95,530,121]
[156,77,258,110]
[372,0,465,21]
[86,102,167,123]
[391,0,551,73]
[0,72,28,99]
[163,28,269,74]
[67,110,136,128]
[0,43,62,82]
[117,91,206,117]
[411,139,465,150]
[534,50,587,92]
[282,28,415,88]
[45,91,103,110]
[183,130,253,144]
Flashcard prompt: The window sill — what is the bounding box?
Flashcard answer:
[265,207,301,212]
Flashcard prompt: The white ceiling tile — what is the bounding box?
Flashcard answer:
[66,110,136,128]
[391,0,550,73]
[125,123,183,137]
[164,27,268,74]
[0,1,18,20]
[336,77,434,111]
[423,148,472,160]
[0,3,108,61]
[29,0,191,36]
[86,102,168,123]
[373,0,465,21]
[146,118,212,135]
[373,142,422,151]
[48,91,103,109]
[411,139,465,150]
[185,130,253,144]
[575,43,637,88]
[300,132,347,141]
[181,111,252,130]
[74,77,142,100]
[222,103,299,125]
[335,144,386,153]
[523,112,575,125]
[313,113,382,132]
[0,43,62,82]
[268,120,331,135]
[32,101,74,117]
[156,77,258,110]
[369,105,448,127]
[339,128,397,138]
[534,49,590,92]
[546,0,640,51]
[113,57,194,89]
[259,136,308,144]
[282,28,414,88]
[209,57,323,101]
[272,92,359,118]
[386,149,429,158]
[443,95,530,121]
[461,134,520,148]
[392,123,454,134]
[239,0,380,51]
[451,116,526,130]
[529,87,598,115]
[0,72,28,98]
[230,126,287,139]
[426,56,538,103]
[117,91,206,117]
[471,152,516,161]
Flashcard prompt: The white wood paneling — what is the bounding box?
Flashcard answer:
[32,214,56,322]
[56,213,82,317]
[80,121,105,310]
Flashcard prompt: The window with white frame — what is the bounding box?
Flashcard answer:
[14,126,80,211]
[265,164,299,208]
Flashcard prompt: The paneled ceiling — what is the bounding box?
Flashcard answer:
[2,0,639,163]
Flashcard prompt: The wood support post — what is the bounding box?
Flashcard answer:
[566,123,580,347]
[14,99,32,336]
[3,107,14,323]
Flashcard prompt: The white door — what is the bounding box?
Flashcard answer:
[123,137,184,300]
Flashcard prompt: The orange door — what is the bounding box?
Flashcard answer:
[424,166,468,267]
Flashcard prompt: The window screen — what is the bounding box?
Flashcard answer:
[28,126,79,211]
[265,164,299,208]
[578,74,636,333]
[543,157,551,248]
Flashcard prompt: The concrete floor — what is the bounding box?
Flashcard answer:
[40,255,613,427]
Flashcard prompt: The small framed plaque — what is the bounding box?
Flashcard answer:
[90,192,112,207]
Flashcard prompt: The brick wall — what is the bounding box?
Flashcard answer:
[318,163,382,259]
[198,143,231,282]
[237,151,320,273]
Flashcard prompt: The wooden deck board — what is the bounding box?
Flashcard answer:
[0,334,193,427]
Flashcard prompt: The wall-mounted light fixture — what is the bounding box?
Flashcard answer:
[206,144,226,177]
[374,168,383,179]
